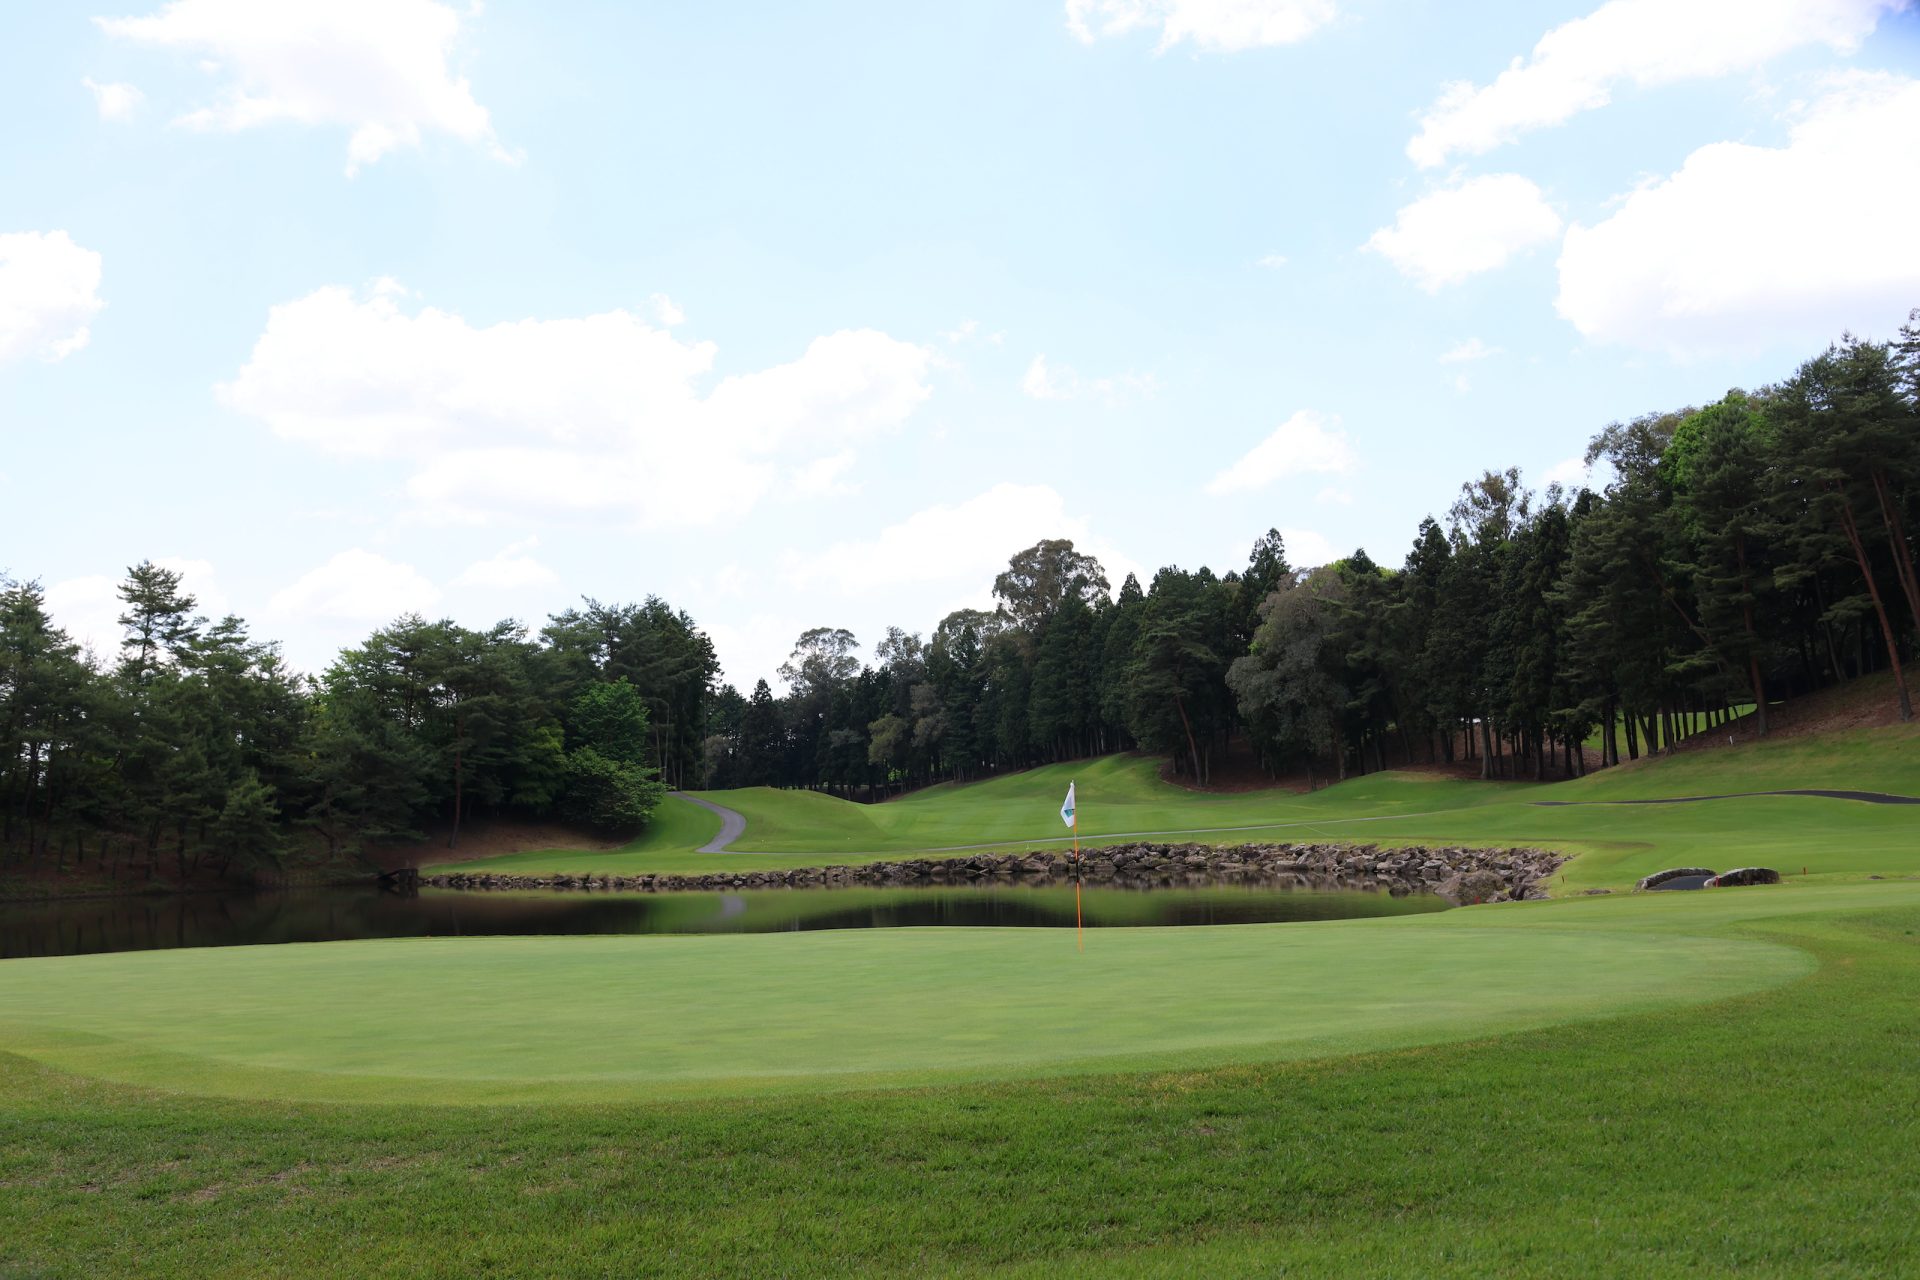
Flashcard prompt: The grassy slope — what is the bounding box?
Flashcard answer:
[436,791,723,875]
[3,885,1919,1275]
[438,724,1920,891]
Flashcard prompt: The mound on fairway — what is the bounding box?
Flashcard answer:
[0,904,1813,1105]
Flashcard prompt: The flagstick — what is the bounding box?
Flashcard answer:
[1073,801,1083,953]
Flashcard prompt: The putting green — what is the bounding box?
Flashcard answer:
[0,911,1811,1105]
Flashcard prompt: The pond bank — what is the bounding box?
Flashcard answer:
[425,842,1567,905]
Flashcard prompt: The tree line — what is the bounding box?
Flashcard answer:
[3,317,1916,882]
[704,318,1920,791]
[0,581,715,881]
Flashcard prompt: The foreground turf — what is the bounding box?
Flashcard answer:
[0,896,1816,1104]
[3,882,1918,1276]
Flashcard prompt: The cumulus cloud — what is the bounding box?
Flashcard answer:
[1439,337,1501,363]
[1365,174,1562,291]
[1279,527,1336,567]
[1407,0,1899,169]
[646,293,684,326]
[1065,0,1336,52]
[1556,74,1920,355]
[789,483,1138,598]
[790,451,859,498]
[1541,456,1592,490]
[96,0,508,174]
[451,537,558,591]
[270,548,440,622]
[1206,410,1356,495]
[82,77,145,120]
[0,231,105,364]
[218,282,932,527]
[1256,253,1290,269]
[1021,354,1159,405]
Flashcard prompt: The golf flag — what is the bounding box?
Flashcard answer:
[1060,782,1076,828]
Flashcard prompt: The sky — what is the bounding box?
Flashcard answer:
[4,0,1919,690]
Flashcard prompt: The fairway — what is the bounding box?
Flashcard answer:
[0,895,1827,1105]
[435,725,1920,890]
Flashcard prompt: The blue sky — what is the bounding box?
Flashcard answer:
[4,0,1919,687]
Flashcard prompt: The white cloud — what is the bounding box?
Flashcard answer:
[646,293,684,327]
[1280,527,1336,567]
[96,0,508,174]
[0,231,105,364]
[703,612,809,693]
[790,450,859,498]
[1556,74,1920,355]
[1541,456,1591,490]
[1206,409,1356,494]
[82,77,145,120]
[219,282,932,527]
[1314,487,1354,506]
[1407,0,1898,169]
[1066,0,1337,52]
[451,537,558,591]
[1454,373,1472,394]
[269,548,439,622]
[42,576,121,660]
[1365,175,1562,290]
[789,483,1139,599]
[1021,354,1159,405]
[1257,253,1289,269]
[1439,337,1500,363]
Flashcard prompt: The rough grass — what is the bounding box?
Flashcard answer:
[3,885,1919,1276]
[436,791,722,875]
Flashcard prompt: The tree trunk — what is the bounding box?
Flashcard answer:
[1834,486,1915,722]
[449,705,466,848]
[1172,694,1202,784]
[1870,466,1920,639]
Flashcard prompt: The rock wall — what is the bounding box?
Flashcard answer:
[424,842,1565,905]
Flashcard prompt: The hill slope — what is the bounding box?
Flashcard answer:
[435,716,1920,890]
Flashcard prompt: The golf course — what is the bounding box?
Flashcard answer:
[3,721,1917,1276]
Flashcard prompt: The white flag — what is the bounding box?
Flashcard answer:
[1060,782,1076,828]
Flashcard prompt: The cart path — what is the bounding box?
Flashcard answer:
[1534,789,1920,807]
[671,793,748,853]
[668,807,1466,859]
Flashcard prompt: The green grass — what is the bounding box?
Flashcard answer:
[0,894,1816,1105]
[7,728,1920,1275]
[438,724,1920,892]
[4,883,1920,1275]
[437,791,723,874]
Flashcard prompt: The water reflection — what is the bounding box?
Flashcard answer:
[1,883,1448,960]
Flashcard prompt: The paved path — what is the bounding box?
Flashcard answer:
[1534,789,1920,807]
[676,808,1466,862]
[671,793,748,853]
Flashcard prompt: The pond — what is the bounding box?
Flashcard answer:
[0,883,1449,960]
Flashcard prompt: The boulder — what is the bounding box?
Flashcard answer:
[1635,867,1717,892]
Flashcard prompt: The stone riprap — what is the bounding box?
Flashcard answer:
[423,842,1566,905]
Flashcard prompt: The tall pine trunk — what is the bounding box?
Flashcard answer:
[1834,485,1914,721]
